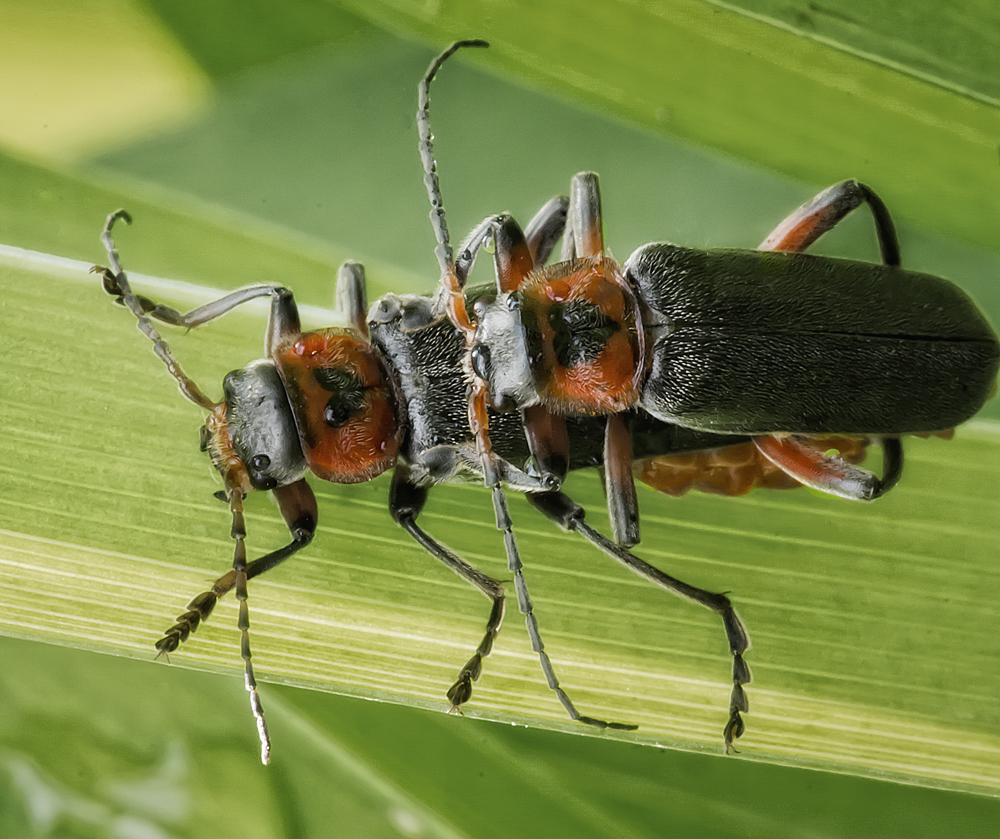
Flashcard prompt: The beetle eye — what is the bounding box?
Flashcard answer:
[323,396,354,428]
[506,293,521,312]
[251,454,271,471]
[470,343,492,381]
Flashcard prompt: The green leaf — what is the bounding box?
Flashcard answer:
[5,636,998,839]
[1,155,998,796]
[2,1,1000,835]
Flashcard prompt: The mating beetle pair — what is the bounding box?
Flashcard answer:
[100,41,999,763]
[97,202,787,762]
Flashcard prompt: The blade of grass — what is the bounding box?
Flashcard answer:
[1,213,998,793]
[704,0,1000,104]
[0,635,468,839]
[5,635,998,839]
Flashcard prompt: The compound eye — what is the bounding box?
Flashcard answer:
[470,343,492,381]
[506,293,521,312]
[248,453,278,489]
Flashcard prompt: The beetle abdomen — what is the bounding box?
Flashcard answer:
[627,244,1000,434]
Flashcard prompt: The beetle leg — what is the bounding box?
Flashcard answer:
[335,261,369,338]
[757,182,904,493]
[451,196,569,297]
[154,478,317,764]
[451,214,505,292]
[95,210,216,410]
[870,437,904,499]
[390,468,505,712]
[492,215,536,294]
[752,435,903,501]
[603,414,641,547]
[523,404,570,490]
[526,489,751,752]
[561,172,604,260]
[104,281,299,334]
[759,179,900,267]
[391,467,636,730]
[106,278,301,360]
[96,211,303,359]
[523,195,570,267]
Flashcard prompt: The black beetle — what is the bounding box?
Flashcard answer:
[417,41,1000,751]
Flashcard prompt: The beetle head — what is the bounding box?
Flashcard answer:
[202,359,309,493]
[471,291,539,412]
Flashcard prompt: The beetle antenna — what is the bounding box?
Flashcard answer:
[227,487,272,764]
[418,43,632,730]
[418,43,514,554]
[94,210,217,411]
[417,40,498,481]
[417,38,488,280]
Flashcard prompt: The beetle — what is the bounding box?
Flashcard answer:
[417,41,1000,749]
[98,194,862,760]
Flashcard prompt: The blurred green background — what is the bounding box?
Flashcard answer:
[1,1,999,836]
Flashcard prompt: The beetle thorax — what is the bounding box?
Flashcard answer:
[518,256,644,414]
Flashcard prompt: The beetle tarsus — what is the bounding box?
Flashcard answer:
[445,597,503,711]
[391,472,508,715]
[724,711,746,754]
[525,489,753,747]
[155,588,221,656]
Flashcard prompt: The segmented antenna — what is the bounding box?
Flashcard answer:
[228,488,271,764]
[417,42,632,730]
[97,213,272,763]
[417,39,487,284]
[96,211,217,411]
